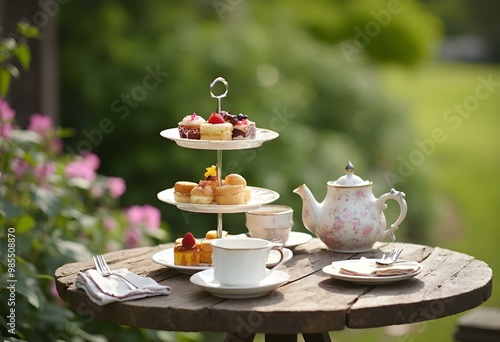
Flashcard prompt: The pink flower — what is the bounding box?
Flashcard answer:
[90,184,104,198]
[65,152,100,181]
[0,99,15,120]
[50,281,63,304]
[11,158,30,178]
[126,205,145,226]
[108,177,126,198]
[81,151,100,170]
[103,217,118,231]
[126,228,141,249]
[28,114,53,136]
[34,162,55,179]
[0,99,15,138]
[142,205,161,230]
[125,204,161,231]
[34,162,55,187]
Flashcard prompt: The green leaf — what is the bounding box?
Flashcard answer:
[0,197,22,220]
[53,238,92,262]
[0,68,12,96]
[15,273,46,309]
[34,188,62,218]
[15,215,35,233]
[2,37,17,50]
[57,127,76,139]
[6,63,19,78]
[15,43,31,70]
[17,21,40,39]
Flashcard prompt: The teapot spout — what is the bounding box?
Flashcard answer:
[293,184,322,235]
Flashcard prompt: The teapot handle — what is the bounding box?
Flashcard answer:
[375,189,407,241]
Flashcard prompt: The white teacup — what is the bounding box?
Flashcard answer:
[245,205,294,243]
[211,238,285,286]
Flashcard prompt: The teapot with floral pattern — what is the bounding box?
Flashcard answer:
[293,162,407,252]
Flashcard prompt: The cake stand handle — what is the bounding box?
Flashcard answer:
[210,77,228,114]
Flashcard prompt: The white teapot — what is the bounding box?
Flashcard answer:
[293,162,407,253]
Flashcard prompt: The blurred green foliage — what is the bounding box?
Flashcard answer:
[60,0,441,244]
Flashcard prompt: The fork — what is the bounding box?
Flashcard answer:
[375,248,403,266]
[93,254,137,290]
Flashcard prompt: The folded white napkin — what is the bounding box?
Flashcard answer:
[338,257,420,277]
[76,268,171,305]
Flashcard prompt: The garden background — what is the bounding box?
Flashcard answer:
[1,0,499,341]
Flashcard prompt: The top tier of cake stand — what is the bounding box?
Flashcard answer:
[160,128,279,151]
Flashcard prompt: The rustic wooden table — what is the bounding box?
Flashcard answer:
[55,239,493,342]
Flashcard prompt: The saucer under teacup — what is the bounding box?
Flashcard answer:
[190,268,289,299]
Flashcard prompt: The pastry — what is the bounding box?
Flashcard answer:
[221,112,256,140]
[200,240,213,264]
[214,184,245,205]
[174,181,198,203]
[224,173,247,187]
[174,232,200,266]
[223,174,251,202]
[190,181,214,204]
[201,230,228,264]
[174,237,201,249]
[200,112,233,140]
[178,113,205,139]
[205,230,228,239]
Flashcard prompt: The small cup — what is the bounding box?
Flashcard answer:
[245,205,294,243]
[211,238,285,286]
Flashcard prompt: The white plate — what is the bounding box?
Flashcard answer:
[152,247,293,275]
[190,268,289,298]
[157,187,279,213]
[160,128,279,150]
[322,259,423,285]
[284,232,313,248]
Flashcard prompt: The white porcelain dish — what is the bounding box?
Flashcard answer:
[322,259,423,285]
[284,232,313,248]
[190,268,289,298]
[160,128,279,150]
[157,187,279,213]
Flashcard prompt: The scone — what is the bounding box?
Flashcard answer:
[190,181,214,204]
[224,174,251,202]
[200,113,232,140]
[178,113,205,139]
[174,181,198,203]
[214,184,245,205]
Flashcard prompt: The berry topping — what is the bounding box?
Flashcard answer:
[207,112,225,124]
[182,232,196,247]
[199,180,211,187]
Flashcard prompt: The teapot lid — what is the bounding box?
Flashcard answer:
[332,161,371,187]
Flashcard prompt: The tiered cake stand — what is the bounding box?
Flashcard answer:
[157,78,280,238]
